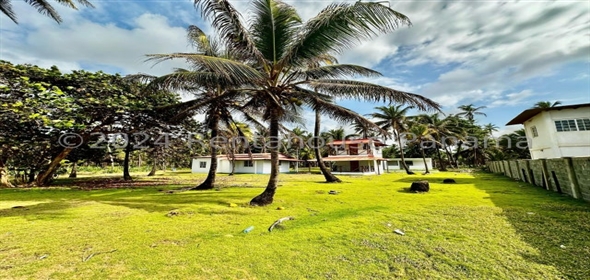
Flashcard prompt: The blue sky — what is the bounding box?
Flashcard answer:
[1,0,589,136]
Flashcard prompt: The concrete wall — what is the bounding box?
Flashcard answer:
[489,157,589,202]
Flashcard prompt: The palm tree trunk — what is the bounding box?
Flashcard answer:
[250,112,280,206]
[396,131,414,174]
[69,161,77,178]
[444,146,457,169]
[123,143,132,181]
[420,144,430,174]
[193,114,220,190]
[313,110,341,182]
[435,145,446,171]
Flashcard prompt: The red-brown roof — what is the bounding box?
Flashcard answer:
[506,103,590,125]
[328,138,388,146]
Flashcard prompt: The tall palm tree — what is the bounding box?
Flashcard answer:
[133,25,258,190]
[533,101,562,109]
[369,105,415,174]
[457,104,487,122]
[152,0,440,206]
[1,0,93,24]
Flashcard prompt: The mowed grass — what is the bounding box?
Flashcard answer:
[1,171,589,279]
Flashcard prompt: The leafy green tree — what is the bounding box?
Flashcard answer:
[1,0,94,24]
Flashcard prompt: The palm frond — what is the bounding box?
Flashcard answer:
[187,25,219,56]
[305,79,441,111]
[280,1,411,67]
[295,87,387,135]
[0,0,18,23]
[25,0,62,23]
[193,0,266,64]
[146,53,263,85]
[250,0,302,63]
[294,64,382,81]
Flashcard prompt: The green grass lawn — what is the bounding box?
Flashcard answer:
[1,171,589,279]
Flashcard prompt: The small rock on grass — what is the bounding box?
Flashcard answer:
[394,229,405,236]
[328,190,339,195]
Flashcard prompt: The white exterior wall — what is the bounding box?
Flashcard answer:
[387,158,433,171]
[192,158,212,173]
[191,158,292,174]
[523,107,590,159]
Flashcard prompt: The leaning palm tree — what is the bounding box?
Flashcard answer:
[457,104,487,122]
[1,0,93,24]
[406,123,435,174]
[533,101,562,109]
[369,105,415,174]
[150,0,440,205]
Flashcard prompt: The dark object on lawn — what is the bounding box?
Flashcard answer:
[268,216,295,232]
[328,190,339,195]
[443,178,456,184]
[11,206,25,209]
[410,181,430,192]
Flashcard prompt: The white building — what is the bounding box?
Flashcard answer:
[191,153,298,174]
[324,139,388,175]
[506,103,590,159]
[387,158,433,171]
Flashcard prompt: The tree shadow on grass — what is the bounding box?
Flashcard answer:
[469,172,590,279]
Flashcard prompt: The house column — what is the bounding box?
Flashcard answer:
[254,161,257,174]
[374,159,379,175]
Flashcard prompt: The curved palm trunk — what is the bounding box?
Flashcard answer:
[420,144,430,174]
[250,112,280,206]
[193,114,220,190]
[396,131,414,174]
[313,110,341,182]
[435,145,446,171]
[444,146,457,169]
[69,161,77,178]
[123,143,132,181]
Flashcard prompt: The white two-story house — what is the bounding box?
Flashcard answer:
[506,103,590,159]
[324,138,388,175]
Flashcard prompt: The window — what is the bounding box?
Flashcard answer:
[244,160,253,167]
[555,118,590,132]
[577,118,590,131]
[278,161,282,166]
[199,161,207,168]
[531,126,539,137]
[405,161,414,166]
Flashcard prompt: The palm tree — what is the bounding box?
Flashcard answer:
[369,105,415,174]
[457,104,487,122]
[415,113,451,171]
[1,0,93,24]
[533,101,562,109]
[483,123,499,137]
[152,0,440,206]
[134,25,258,190]
[314,111,342,182]
[406,124,435,174]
